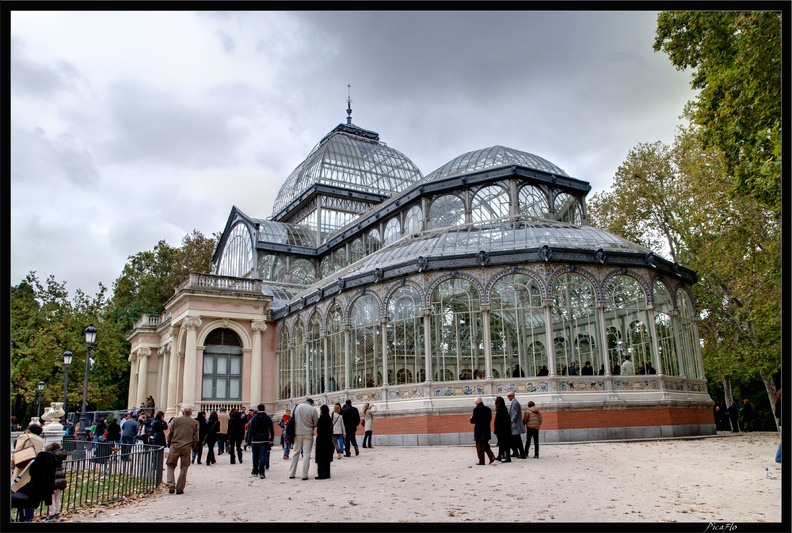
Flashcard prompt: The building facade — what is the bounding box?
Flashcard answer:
[126,112,714,444]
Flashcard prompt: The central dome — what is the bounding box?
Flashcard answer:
[423,145,569,182]
[272,123,424,217]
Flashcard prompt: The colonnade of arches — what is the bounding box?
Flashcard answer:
[276,270,703,400]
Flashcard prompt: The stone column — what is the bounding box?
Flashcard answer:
[481,306,493,379]
[158,343,170,415]
[671,309,686,378]
[596,304,611,375]
[344,326,351,390]
[543,300,557,376]
[251,320,267,406]
[381,317,389,386]
[127,352,138,409]
[136,347,151,408]
[423,308,432,381]
[322,335,329,394]
[646,305,663,375]
[165,327,181,420]
[182,316,202,408]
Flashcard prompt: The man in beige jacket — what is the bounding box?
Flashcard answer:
[166,405,199,494]
[216,407,230,456]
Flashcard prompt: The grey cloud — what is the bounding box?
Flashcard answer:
[11,124,101,186]
[216,30,236,54]
[11,37,82,98]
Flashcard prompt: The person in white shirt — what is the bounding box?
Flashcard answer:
[621,355,635,376]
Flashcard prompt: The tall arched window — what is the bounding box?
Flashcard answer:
[276,326,291,399]
[349,238,364,264]
[490,274,546,378]
[654,281,678,376]
[387,285,424,385]
[366,228,382,256]
[551,273,600,375]
[326,305,345,391]
[429,194,465,230]
[554,192,582,225]
[292,320,306,397]
[217,223,254,277]
[404,205,423,235]
[471,185,510,224]
[605,275,652,376]
[320,256,334,279]
[202,328,242,401]
[350,295,380,389]
[384,218,402,246]
[677,289,702,379]
[431,279,482,382]
[519,185,549,218]
[307,313,324,395]
[333,247,347,272]
[289,258,316,285]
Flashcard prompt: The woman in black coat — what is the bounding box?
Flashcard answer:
[205,411,220,466]
[493,396,512,463]
[192,412,208,464]
[105,418,120,443]
[227,410,246,465]
[149,411,168,447]
[315,404,335,479]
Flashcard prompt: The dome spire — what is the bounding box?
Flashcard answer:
[346,84,353,124]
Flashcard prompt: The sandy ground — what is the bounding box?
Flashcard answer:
[57,432,783,525]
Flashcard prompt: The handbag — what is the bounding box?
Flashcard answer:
[13,440,36,470]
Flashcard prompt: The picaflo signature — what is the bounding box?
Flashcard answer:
[704,523,737,532]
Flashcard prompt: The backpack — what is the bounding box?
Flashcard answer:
[285,416,296,442]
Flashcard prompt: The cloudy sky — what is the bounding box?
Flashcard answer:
[10,10,696,298]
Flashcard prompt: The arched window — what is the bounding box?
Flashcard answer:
[677,289,702,379]
[384,217,402,246]
[429,194,465,230]
[293,320,306,397]
[320,256,334,280]
[554,192,582,225]
[404,205,423,235]
[350,295,380,389]
[289,258,316,285]
[387,285,424,387]
[333,247,347,272]
[605,275,652,376]
[276,326,291,399]
[519,185,549,218]
[349,238,364,264]
[366,228,382,256]
[552,273,599,375]
[431,279,482,382]
[653,281,678,376]
[307,313,324,395]
[270,256,286,283]
[326,305,345,391]
[217,223,254,278]
[202,328,242,401]
[471,185,510,224]
[490,274,545,378]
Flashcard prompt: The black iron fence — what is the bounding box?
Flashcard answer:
[16,440,164,520]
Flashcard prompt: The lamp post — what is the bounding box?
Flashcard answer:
[80,324,97,442]
[62,351,73,426]
[36,381,45,418]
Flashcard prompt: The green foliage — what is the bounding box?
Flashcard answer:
[654,11,782,217]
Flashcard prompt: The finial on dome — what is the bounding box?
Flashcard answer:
[346,84,353,124]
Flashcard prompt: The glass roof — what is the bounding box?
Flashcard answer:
[256,220,316,247]
[289,216,651,301]
[423,145,569,182]
[272,124,424,216]
[262,282,305,310]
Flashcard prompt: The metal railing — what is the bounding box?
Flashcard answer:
[40,440,164,517]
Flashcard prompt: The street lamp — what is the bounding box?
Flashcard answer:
[80,325,97,442]
[36,381,45,418]
[62,351,73,426]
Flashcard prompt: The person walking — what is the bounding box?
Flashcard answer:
[165,405,199,495]
[43,442,68,521]
[246,404,274,478]
[470,396,496,465]
[216,407,230,456]
[741,398,754,432]
[362,402,376,448]
[278,408,292,460]
[727,401,740,432]
[331,403,346,459]
[315,404,335,479]
[288,398,318,480]
[507,391,526,459]
[493,396,512,463]
[341,399,361,457]
[120,412,138,461]
[204,411,220,466]
[192,411,208,464]
[227,409,246,465]
[523,400,543,459]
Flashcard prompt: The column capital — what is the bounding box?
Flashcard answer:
[252,320,268,332]
[184,316,202,329]
[138,347,152,358]
[128,352,137,363]
[177,350,185,359]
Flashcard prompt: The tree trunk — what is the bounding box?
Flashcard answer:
[722,375,734,407]
[759,368,779,431]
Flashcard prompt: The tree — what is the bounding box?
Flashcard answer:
[654,11,782,217]
[110,230,217,332]
[588,128,781,421]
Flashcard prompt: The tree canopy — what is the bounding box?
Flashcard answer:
[654,11,782,217]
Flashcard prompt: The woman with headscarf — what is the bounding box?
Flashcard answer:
[314,404,334,479]
[493,396,512,463]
